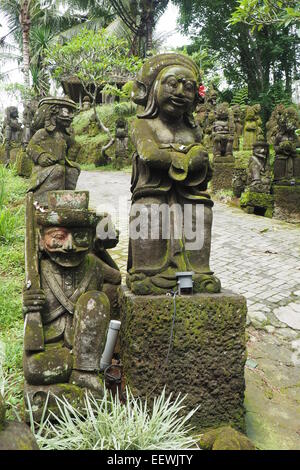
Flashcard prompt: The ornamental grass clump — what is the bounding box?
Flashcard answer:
[29,387,199,450]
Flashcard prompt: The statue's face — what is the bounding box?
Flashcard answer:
[11,108,18,119]
[40,226,92,267]
[254,145,267,159]
[56,106,74,129]
[156,65,197,118]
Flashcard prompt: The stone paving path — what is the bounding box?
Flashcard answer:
[77,170,300,450]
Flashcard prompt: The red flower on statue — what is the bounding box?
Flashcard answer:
[198,84,206,98]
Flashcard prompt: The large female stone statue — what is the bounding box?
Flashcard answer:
[127,53,221,295]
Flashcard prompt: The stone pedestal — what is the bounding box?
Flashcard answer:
[240,190,274,218]
[273,185,300,223]
[24,381,86,423]
[211,161,235,192]
[119,287,247,432]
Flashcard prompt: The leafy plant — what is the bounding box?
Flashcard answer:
[29,388,199,450]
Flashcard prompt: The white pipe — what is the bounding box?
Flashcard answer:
[100,320,121,371]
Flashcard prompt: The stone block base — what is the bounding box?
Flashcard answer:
[119,287,247,432]
[273,185,300,223]
[24,382,86,423]
[211,162,235,192]
[240,190,274,218]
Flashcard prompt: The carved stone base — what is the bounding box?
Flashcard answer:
[119,286,247,432]
[273,185,300,223]
[211,162,235,192]
[240,190,274,218]
[24,381,87,423]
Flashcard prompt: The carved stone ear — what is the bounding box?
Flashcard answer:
[132,80,148,106]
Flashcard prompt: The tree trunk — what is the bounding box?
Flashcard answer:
[20,0,31,88]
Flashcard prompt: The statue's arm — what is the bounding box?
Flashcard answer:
[27,131,56,166]
[132,120,173,170]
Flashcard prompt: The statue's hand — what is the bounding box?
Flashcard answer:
[38,153,58,166]
[188,146,209,172]
[168,153,189,181]
[23,288,46,315]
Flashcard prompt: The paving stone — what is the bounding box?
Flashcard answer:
[274,305,300,330]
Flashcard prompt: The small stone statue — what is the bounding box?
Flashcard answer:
[266,104,285,145]
[247,140,272,193]
[243,105,262,150]
[203,110,215,151]
[22,100,38,147]
[23,191,111,416]
[212,102,234,161]
[27,96,81,206]
[114,118,128,169]
[231,104,242,151]
[82,95,92,112]
[127,53,220,295]
[273,106,300,183]
[2,106,23,164]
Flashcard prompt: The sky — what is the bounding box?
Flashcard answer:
[0,2,190,113]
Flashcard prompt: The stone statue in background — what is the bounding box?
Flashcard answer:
[3,106,23,165]
[203,110,215,151]
[127,53,220,295]
[82,95,92,112]
[23,100,38,147]
[23,191,111,418]
[247,140,272,193]
[266,104,285,145]
[243,105,262,150]
[231,104,242,151]
[274,106,300,183]
[212,102,234,162]
[27,96,81,206]
[114,117,128,169]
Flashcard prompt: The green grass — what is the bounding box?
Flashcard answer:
[0,165,27,420]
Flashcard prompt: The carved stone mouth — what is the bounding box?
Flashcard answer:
[170,97,186,106]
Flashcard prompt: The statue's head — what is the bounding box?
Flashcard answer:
[132,53,201,127]
[6,106,18,120]
[36,191,98,268]
[34,96,77,133]
[206,85,218,107]
[231,104,241,118]
[215,102,229,120]
[253,140,269,160]
[278,106,299,134]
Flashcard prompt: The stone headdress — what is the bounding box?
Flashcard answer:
[33,96,77,133]
[36,191,99,228]
[132,53,201,126]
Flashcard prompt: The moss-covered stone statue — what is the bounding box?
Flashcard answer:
[240,139,273,218]
[23,100,38,147]
[27,97,81,206]
[81,95,92,112]
[114,117,129,169]
[23,191,111,420]
[243,105,262,150]
[1,106,23,165]
[126,53,220,295]
[266,104,285,145]
[231,104,243,151]
[212,102,234,162]
[273,106,300,183]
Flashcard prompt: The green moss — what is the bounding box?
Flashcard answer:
[240,190,274,212]
[120,288,247,432]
